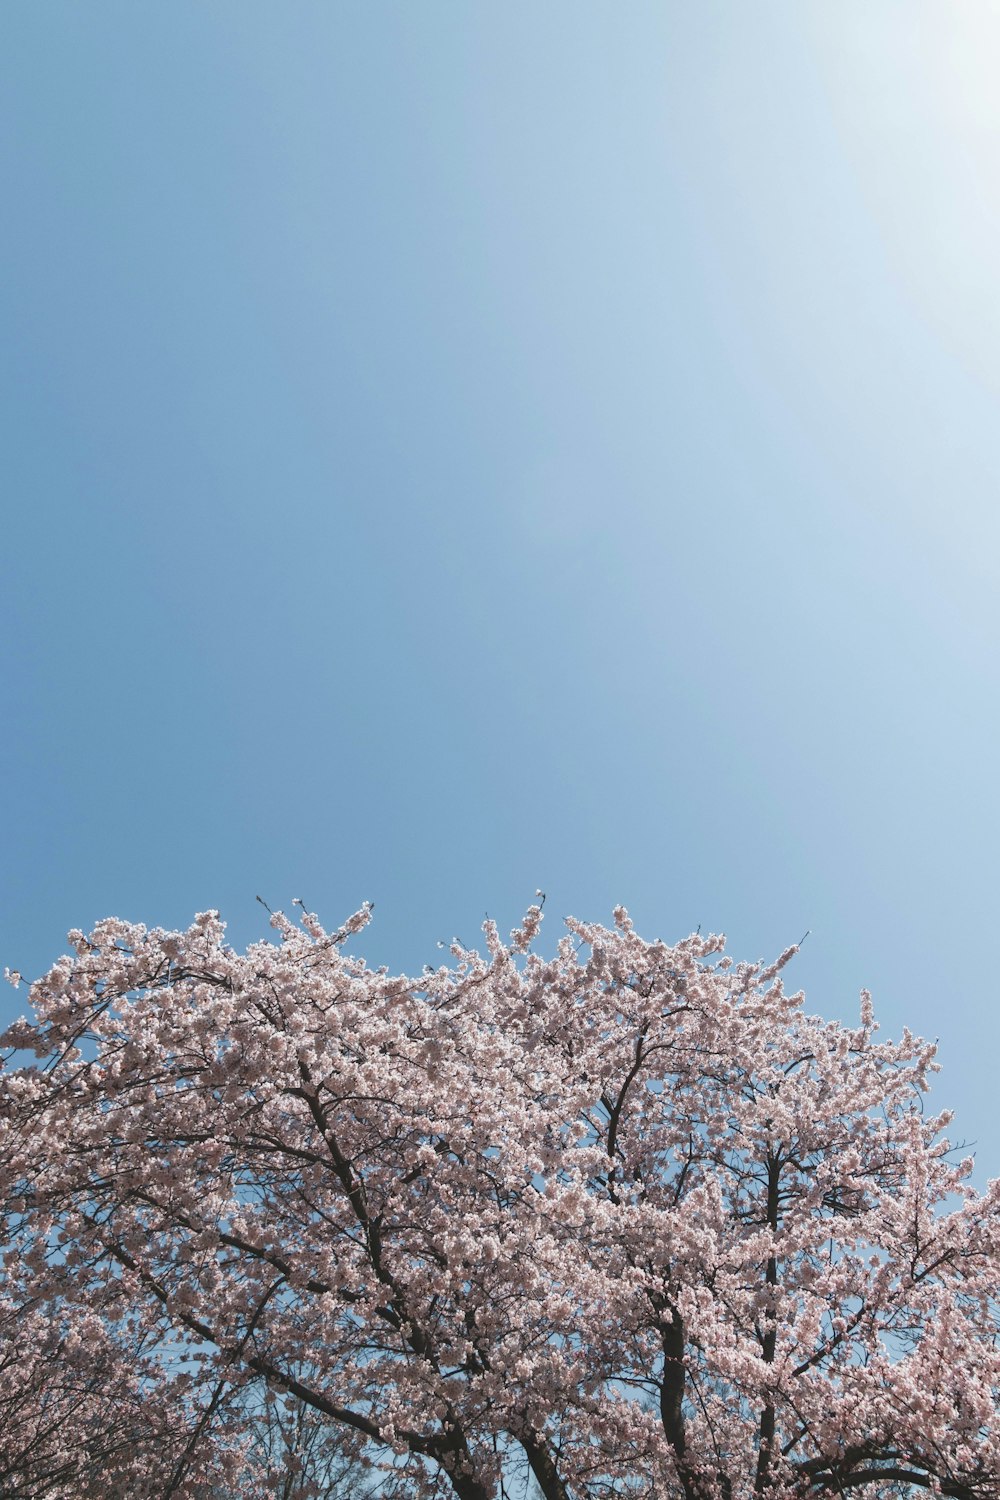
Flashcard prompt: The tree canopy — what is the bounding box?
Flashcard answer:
[1,903,997,1498]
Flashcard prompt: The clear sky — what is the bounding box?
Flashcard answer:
[3,4,999,1171]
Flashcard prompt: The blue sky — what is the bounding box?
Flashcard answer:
[3,4,999,1169]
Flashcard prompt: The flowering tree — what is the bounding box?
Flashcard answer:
[0,1287,251,1497]
[1,903,999,1499]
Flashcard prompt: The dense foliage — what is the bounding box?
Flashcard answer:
[1,903,997,1498]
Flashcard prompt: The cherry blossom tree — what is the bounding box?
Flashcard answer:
[239,1387,383,1500]
[2,902,999,1499]
[0,1286,251,1497]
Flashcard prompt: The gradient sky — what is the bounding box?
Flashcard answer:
[3,4,999,1172]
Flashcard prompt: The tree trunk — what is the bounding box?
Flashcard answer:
[520,1430,573,1500]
